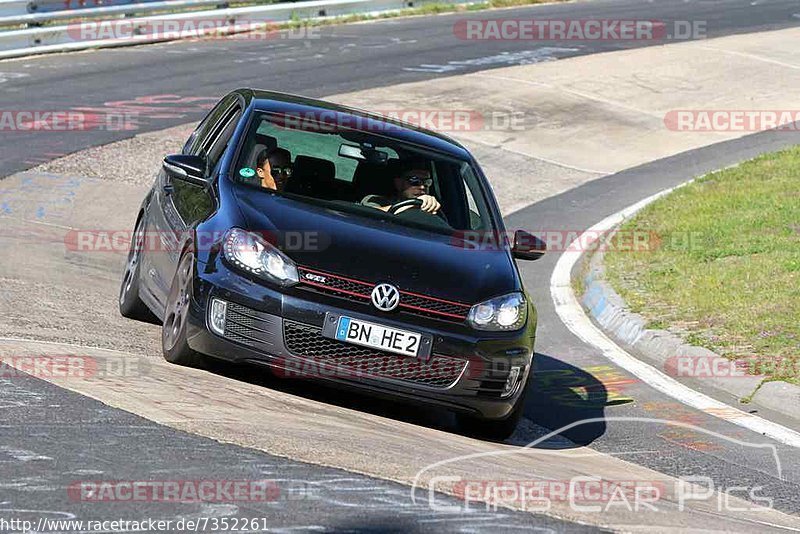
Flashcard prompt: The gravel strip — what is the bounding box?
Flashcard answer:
[34,123,194,187]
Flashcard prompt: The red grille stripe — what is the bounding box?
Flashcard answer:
[300,266,374,287]
[297,266,470,321]
[399,302,467,320]
[300,278,371,300]
[399,289,471,309]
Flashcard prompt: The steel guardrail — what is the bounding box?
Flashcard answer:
[0,0,451,59]
[0,0,241,26]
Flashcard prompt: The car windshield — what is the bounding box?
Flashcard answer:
[233,111,497,234]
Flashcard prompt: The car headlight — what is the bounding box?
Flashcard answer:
[467,292,527,331]
[223,228,299,286]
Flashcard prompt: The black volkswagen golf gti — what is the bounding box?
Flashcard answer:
[120,89,544,440]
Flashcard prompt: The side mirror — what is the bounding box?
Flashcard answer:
[511,229,546,261]
[163,154,208,186]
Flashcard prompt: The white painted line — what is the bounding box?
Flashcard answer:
[694,45,800,70]
[0,335,141,357]
[0,215,76,231]
[472,72,666,120]
[549,182,800,449]
[0,446,52,462]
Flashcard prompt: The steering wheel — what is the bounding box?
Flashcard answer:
[388,198,423,214]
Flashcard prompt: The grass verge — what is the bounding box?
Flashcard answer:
[604,146,800,385]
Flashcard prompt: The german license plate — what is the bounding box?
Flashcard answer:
[325,315,430,359]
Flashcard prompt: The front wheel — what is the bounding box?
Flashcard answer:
[162,250,206,368]
[456,384,528,442]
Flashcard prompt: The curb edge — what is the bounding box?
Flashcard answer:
[577,226,800,425]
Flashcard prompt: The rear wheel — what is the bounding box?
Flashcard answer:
[162,250,206,368]
[119,216,157,323]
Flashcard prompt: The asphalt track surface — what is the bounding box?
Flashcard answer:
[1,370,595,532]
[2,0,800,530]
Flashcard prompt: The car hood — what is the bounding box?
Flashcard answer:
[232,188,519,305]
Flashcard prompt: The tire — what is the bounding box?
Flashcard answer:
[119,215,158,323]
[456,382,529,442]
[162,250,206,368]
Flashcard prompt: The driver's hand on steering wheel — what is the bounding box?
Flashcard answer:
[417,194,440,214]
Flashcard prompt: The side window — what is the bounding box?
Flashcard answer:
[205,106,242,173]
[461,164,491,231]
[183,95,238,156]
[465,183,481,228]
[182,128,199,155]
[172,99,240,225]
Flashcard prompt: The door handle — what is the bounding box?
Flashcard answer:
[163,183,174,195]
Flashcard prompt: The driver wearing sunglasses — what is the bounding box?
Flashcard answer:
[256,147,293,191]
[362,166,441,215]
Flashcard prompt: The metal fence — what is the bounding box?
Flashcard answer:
[0,0,460,59]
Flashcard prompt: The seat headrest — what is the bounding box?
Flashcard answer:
[244,134,279,170]
[293,155,335,180]
[352,159,401,200]
[286,155,336,196]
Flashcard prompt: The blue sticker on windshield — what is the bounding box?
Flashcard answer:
[239,167,256,178]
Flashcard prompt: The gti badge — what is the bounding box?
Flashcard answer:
[371,283,400,312]
[304,273,327,283]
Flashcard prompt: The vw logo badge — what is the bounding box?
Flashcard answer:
[371,283,400,312]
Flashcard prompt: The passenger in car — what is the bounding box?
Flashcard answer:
[362,164,441,214]
[255,147,293,191]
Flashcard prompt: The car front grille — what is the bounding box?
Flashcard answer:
[223,302,283,354]
[296,266,471,322]
[282,321,467,389]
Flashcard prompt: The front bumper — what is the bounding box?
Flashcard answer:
[185,255,535,420]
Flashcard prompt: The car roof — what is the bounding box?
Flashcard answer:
[238,88,473,160]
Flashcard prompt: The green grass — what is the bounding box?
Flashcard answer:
[604,146,800,385]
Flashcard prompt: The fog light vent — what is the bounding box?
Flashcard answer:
[501,365,523,397]
[209,298,227,336]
